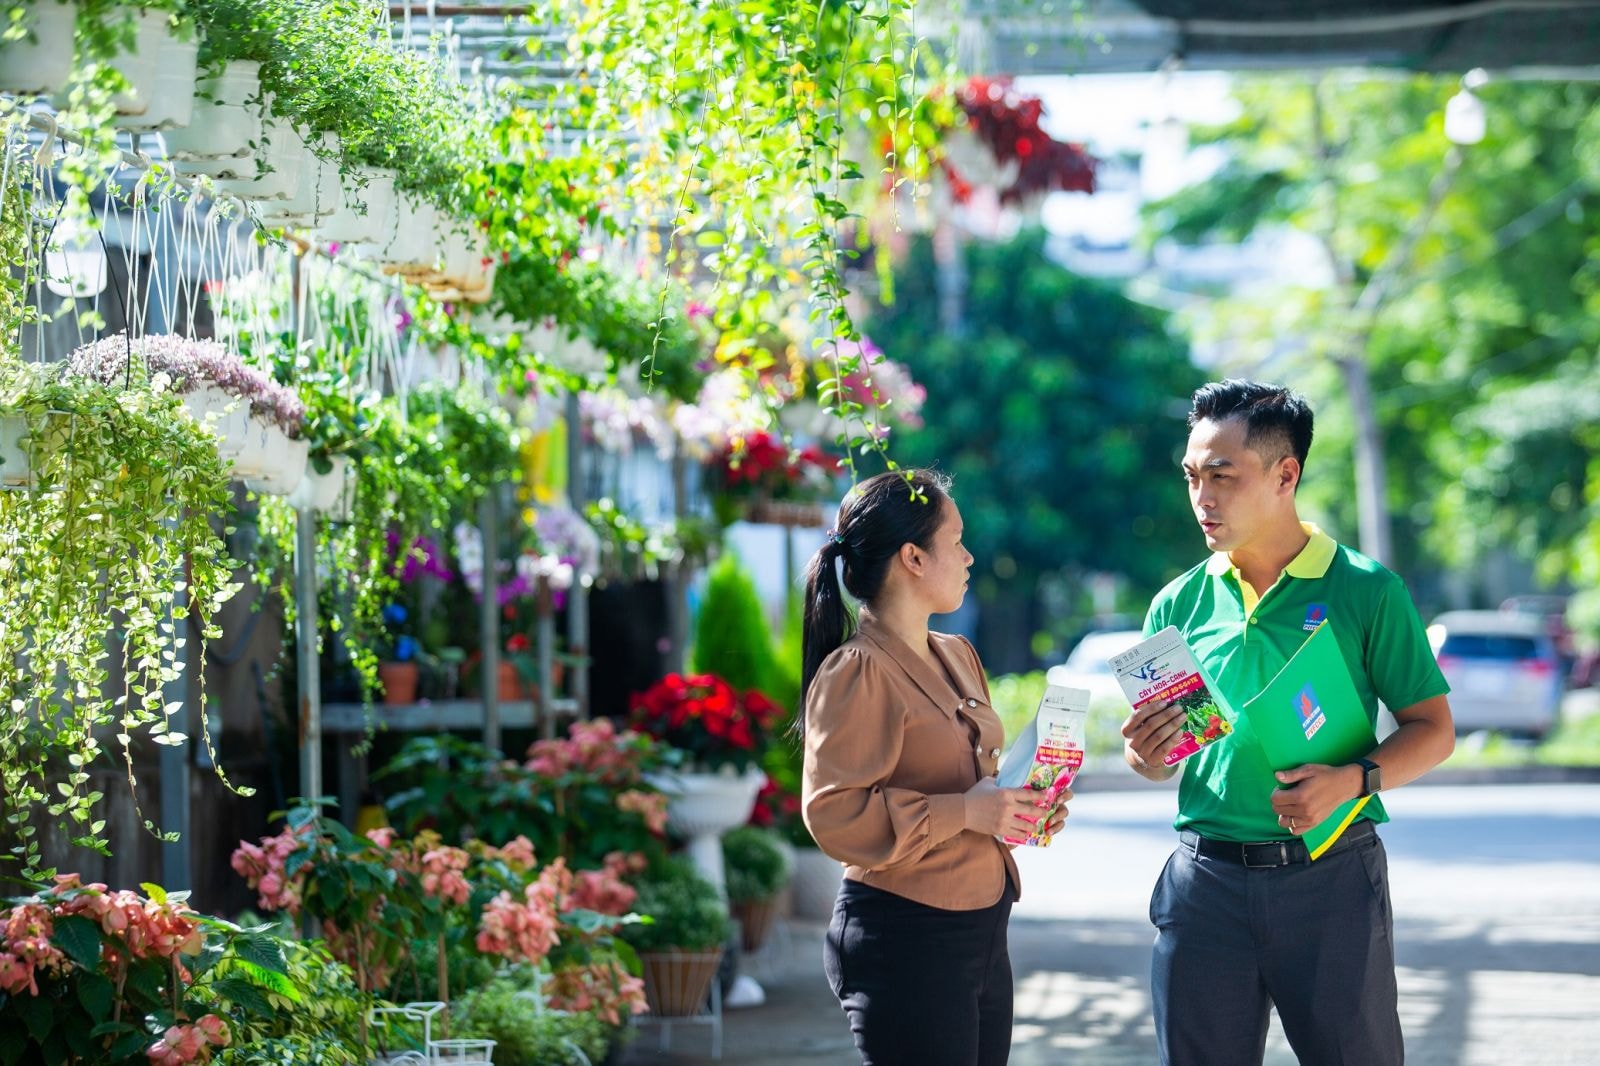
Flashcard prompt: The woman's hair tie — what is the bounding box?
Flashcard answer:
[825,527,845,547]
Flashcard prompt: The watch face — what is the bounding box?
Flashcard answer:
[1365,764,1382,795]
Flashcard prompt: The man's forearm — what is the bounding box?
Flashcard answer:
[1367,698,1455,791]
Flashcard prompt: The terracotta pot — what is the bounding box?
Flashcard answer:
[639,948,724,1017]
[378,660,419,706]
[730,895,780,953]
[496,661,530,702]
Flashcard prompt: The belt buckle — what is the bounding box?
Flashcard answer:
[1243,842,1288,868]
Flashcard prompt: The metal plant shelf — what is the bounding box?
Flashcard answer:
[322,698,580,733]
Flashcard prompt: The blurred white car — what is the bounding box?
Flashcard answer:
[1429,610,1564,738]
[1047,629,1145,710]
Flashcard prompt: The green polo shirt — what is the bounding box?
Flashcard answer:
[1145,523,1449,843]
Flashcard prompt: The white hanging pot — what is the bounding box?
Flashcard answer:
[286,454,352,516]
[940,126,1019,191]
[245,434,308,496]
[0,0,77,96]
[112,22,196,130]
[210,116,308,202]
[367,194,435,271]
[228,414,280,478]
[318,167,396,246]
[458,257,496,304]
[102,7,169,116]
[182,385,249,458]
[0,415,38,490]
[259,131,339,228]
[161,61,262,165]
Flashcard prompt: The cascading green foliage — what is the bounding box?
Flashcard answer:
[0,358,243,876]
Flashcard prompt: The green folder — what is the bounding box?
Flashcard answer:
[1243,620,1378,860]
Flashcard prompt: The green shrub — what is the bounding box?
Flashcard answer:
[692,553,781,698]
[622,858,733,952]
[453,974,611,1066]
[722,826,792,903]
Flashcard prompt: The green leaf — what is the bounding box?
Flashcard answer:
[139,882,167,904]
[234,932,291,977]
[51,914,104,969]
[75,972,114,1021]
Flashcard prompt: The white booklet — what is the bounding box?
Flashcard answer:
[994,684,1089,846]
[1107,626,1235,767]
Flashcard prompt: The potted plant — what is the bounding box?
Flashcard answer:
[721,826,791,953]
[378,602,421,706]
[621,858,733,1017]
[0,0,78,96]
[0,355,241,875]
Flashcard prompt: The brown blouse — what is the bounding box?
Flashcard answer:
[801,615,1020,911]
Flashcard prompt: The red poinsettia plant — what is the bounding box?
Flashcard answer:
[712,432,837,502]
[942,75,1097,205]
[627,673,785,772]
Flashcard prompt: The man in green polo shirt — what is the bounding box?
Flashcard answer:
[1122,379,1455,1066]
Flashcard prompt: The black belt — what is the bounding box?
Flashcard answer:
[1181,819,1376,868]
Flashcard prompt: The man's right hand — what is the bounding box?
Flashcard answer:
[1121,699,1185,781]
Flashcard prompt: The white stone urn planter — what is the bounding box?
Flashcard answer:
[161,61,263,167]
[646,766,764,898]
[0,0,78,96]
[112,20,196,130]
[318,167,397,245]
[789,846,845,921]
[0,415,38,490]
[244,433,308,496]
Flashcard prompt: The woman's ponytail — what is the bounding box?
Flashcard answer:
[794,469,953,737]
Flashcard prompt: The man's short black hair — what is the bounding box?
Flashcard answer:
[1188,379,1314,482]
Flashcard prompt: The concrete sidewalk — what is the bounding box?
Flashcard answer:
[621,784,1600,1065]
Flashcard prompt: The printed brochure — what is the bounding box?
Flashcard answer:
[1107,627,1236,766]
[995,685,1089,846]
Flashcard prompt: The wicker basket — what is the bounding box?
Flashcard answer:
[639,948,725,1017]
[730,896,780,953]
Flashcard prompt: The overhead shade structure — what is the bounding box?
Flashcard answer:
[955,0,1600,74]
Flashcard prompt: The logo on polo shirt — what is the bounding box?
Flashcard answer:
[1303,603,1328,632]
[1296,684,1326,741]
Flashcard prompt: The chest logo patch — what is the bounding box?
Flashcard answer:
[1296,683,1327,741]
[1303,603,1328,632]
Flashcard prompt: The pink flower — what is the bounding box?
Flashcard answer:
[616,789,668,834]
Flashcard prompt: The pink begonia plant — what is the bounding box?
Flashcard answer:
[545,955,648,1026]
[69,333,307,436]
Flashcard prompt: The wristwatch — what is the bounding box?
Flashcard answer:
[1354,757,1382,798]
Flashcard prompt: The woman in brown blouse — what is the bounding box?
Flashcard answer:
[800,469,1067,1066]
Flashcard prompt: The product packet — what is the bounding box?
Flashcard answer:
[994,685,1089,846]
[1106,626,1236,767]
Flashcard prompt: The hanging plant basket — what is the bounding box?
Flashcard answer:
[286,454,353,517]
[0,414,38,490]
[243,433,308,497]
[638,948,724,1017]
[112,22,196,131]
[99,8,171,117]
[182,384,249,457]
[211,114,309,202]
[318,167,397,245]
[161,61,262,166]
[371,195,436,272]
[258,131,340,229]
[0,1,78,96]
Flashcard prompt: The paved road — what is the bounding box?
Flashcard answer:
[624,783,1600,1065]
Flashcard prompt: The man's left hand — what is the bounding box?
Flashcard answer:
[1270,763,1361,835]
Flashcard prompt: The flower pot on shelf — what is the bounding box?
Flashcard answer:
[112,21,196,130]
[378,660,419,706]
[496,660,530,702]
[0,1,78,96]
[730,895,780,953]
[638,948,724,1017]
[161,61,263,166]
